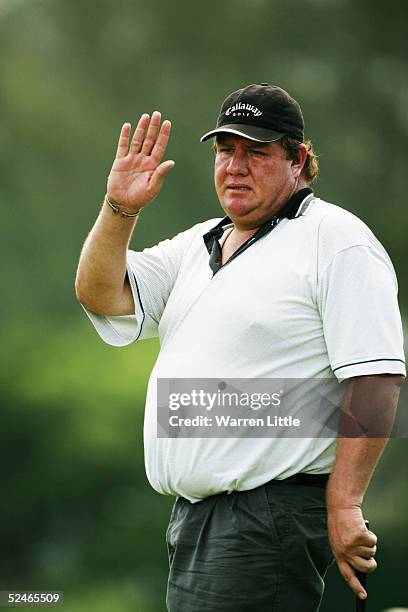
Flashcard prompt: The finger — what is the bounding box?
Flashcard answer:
[366,530,377,546]
[148,160,175,195]
[130,114,150,154]
[353,528,377,547]
[141,111,162,156]
[115,123,131,158]
[355,544,377,558]
[338,560,367,600]
[150,120,172,163]
[351,555,377,573]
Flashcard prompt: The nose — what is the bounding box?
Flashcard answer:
[226,151,249,176]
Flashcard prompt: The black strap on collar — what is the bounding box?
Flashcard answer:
[203,188,313,275]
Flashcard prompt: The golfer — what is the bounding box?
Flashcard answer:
[75,83,405,611]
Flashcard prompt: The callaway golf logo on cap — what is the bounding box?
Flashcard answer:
[200,83,304,143]
[225,102,262,117]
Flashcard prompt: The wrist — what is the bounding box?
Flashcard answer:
[326,491,363,511]
[327,503,362,513]
[104,194,141,218]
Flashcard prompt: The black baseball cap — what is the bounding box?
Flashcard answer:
[200,83,304,143]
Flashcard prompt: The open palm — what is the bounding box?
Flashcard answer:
[107,111,175,212]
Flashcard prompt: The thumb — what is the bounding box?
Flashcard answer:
[149,160,175,195]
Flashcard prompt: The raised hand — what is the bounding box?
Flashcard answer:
[107,111,175,213]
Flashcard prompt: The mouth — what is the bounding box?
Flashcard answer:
[226,185,252,192]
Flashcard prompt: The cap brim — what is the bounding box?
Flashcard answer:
[200,123,285,143]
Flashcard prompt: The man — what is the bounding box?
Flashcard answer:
[75,83,405,611]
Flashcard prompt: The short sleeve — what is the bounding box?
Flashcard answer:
[318,244,406,380]
[82,224,198,347]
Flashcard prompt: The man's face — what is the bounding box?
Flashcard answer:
[214,134,300,230]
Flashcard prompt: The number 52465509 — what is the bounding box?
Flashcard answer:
[7,592,61,604]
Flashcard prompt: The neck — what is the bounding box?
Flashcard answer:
[233,182,311,232]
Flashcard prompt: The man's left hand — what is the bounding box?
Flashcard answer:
[327,506,377,600]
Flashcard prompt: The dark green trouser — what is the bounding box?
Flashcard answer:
[166,475,334,612]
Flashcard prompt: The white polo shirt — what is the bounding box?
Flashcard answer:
[83,195,405,502]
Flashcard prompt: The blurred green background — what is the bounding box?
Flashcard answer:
[1,0,407,610]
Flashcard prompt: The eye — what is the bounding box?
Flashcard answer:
[215,147,234,157]
[249,149,267,156]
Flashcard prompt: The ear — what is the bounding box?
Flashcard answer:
[291,143,308,178]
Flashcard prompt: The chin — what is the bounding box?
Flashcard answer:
[223,198,255,217]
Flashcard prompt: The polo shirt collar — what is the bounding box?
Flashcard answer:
[203,188,313,274]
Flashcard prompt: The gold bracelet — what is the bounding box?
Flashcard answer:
[104,194,141,218]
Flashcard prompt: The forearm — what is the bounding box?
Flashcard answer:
[325,375,404,598]
[75,198,139,315]
[327,437,388,509]
[327,374,403,509]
